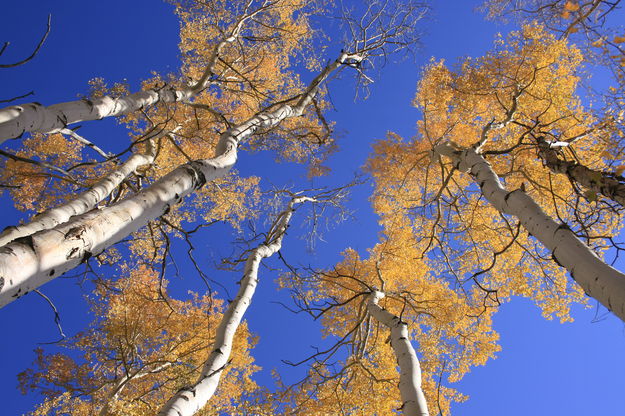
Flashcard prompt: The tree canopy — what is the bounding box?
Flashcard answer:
[1,0,624,415]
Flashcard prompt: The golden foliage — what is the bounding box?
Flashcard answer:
[0,133,84,212]
[19,266,259,416]
[278,221,500,414]
[367,26,614,324]
[482,0,625,106]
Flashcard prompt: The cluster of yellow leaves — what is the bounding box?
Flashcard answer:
[19,265,259,416]
[0,133,84,212]
[87,77,131,100]
[560,1,579,19]
[482,0,625,105]
[279,220,500,414]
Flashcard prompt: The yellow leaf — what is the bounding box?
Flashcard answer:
[591,39,604,48]
[616,166,625,176]
[561,10,571,19]
[564,1,579,11]
[614,36,625,44]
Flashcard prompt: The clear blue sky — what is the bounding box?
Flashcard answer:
[0,1,624,415]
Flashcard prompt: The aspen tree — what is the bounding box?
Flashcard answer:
[277,222,499,415]
[17,267,259,416]
[433,143,625,320]
[369,25,625,321]
[160,194,316,416]
[0,1,285,142]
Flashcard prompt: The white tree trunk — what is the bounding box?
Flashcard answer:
[434,143,625,321]
[367,291,429,416]
[0,127,181,247]
[0,4,255,143]
[0,86,196,142]
[0,53,354,308]
[158,196,312,416]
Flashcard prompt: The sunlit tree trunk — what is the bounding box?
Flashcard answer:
[0,3,259,142]
[366,291,429,416]
[434,142,625,321]
[0,89,189,141]
[0,127,180,247]
[159,195,313,416]
[0,52,358,308]
[536,137,625,207]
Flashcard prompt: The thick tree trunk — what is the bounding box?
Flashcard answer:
[536,137,625,207]
[435,143,625,321]
[0,88,192,141]
[367,291,429,416]
[0,127,181,247]
[0,53,355,308]
[158,196,312,416]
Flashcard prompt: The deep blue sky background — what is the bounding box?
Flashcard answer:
[0,1,624,415]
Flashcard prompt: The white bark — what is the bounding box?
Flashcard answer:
[0,127,180,248]
[99,361,174,416]
[0,87,193,142]
[61,128,112,159]
[434,143,625,321]
[0,3,258,143]
[158,196,312,416]
[0,53,354,308]
[367,291,429,416]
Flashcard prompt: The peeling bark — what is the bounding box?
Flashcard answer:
[536,137,625,207]
[434,143,625,321]
[367,291,429,416]
[0,53,354,309]
[159,196,313,416]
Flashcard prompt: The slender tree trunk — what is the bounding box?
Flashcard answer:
[159,196,313,416]
[434,143,625,321]
[0,127,180,247]
[0,52,356,308]
[0,3,257,143]
[98,362,174,416]
[536,137,625,207]
[366,291,429,416]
